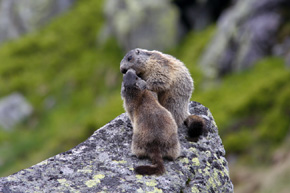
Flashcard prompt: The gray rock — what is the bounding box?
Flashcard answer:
[101,0,179,51]
[200,0,290,80]
[0,93,33,130]
[0,101,233,192]
[173,0,232,33]
[0,0,75,44]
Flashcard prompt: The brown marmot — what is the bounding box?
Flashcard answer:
[120,48,205,138]
[121,69,180,175]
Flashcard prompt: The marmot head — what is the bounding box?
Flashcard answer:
[123,69,147,92]
[120,48,156,77]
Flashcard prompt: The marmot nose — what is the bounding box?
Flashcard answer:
[121,68,128,74]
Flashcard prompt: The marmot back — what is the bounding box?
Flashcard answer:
[120,48,205,139]
[121,69,180,175]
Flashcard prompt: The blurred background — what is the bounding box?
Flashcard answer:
[0,0,289,192]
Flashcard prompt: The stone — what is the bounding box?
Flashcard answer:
[0,93,33,130]
[173,0,231,33]
[101,0,179,51]
[0,101,233,192]
[0,0,75,44]
[200,0,290,81]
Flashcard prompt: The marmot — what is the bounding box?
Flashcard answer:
[121,69,180,175]
[120,48,205,138]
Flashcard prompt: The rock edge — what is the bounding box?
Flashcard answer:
[0,101,233,193]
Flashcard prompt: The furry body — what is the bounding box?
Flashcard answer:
[121,69,180,175]
[120,48,205,138]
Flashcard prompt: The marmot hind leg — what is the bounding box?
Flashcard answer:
[134,145,165,175]
[162,135,181,160]
[184,115,206,140]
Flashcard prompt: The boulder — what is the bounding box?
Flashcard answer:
[0,93,33,130]
[0,0,75,44]
[173,0,232,33]
[101,0,179,51]
[200,0,290,80]
[0,102,233,192]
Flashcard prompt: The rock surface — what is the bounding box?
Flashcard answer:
[200,0,290,80]
[0,0,75,44]
[0,102,233,193]
[0,93,33,130]
[101,0,179,51]
[173,0,231,32]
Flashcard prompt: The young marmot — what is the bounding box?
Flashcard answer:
[120,48,205,138]
[121,69,180,175]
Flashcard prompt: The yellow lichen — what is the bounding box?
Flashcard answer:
[192,157,200,166]
[57,178,67,184]
[112,160,127,164]
[77,166,92,174]
[213,170,222,187]
[85,179,98,188]
[191,186,200,193]
[85,174,105,187]
[207,176,216,190]
[57,178,77,191]
[180,157,189,164]
[205,151,211,157]
[37,160,48,166]
[146,179,157,187]
[189,147,197,152]
[148,187,163,193]
[136,174,143,180]
[7,176,16,181]
[217,159,229,177]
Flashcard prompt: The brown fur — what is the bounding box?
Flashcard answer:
[184,115,206,141]
[121,69,180,175]
[120,48,205,138]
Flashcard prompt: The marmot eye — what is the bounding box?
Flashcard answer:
[127,55,133,62]
[135,49,140,55]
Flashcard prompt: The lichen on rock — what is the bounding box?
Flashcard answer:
[0,101,233,192]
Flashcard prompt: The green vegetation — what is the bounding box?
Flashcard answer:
[194,58,290,163]
[174,26,290,163]
[169,26,216,89]
[0,0,124,176]
[0,0,289,177]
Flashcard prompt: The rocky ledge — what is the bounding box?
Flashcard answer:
[0,101,233,193]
